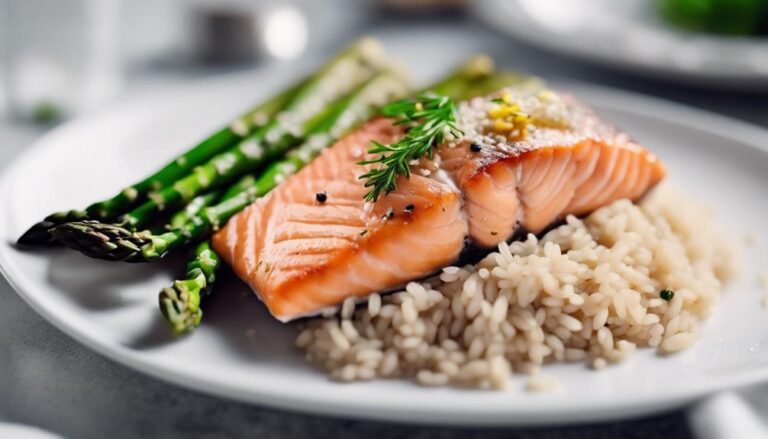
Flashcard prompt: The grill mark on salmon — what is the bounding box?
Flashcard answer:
[213,94,665,321]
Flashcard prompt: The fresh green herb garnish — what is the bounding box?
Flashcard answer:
[660,289,675,301]
[490,98,505,104]
[358,93,463,202]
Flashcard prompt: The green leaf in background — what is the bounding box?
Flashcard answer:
[659,0,768,36]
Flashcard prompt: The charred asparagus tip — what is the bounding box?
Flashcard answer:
[17,221,58,246]
[17,209,91,246]
[49,221,151,262]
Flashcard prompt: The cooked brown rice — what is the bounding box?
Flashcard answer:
[296,187,740,389]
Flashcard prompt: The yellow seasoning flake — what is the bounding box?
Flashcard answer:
[488,106,515,119]
[493,120,515,132]
[488,95,531,140]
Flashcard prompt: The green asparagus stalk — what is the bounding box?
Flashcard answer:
[157,174,258,334]
[471,71,544,96]
[155,61,516,331]
[117,39,388,231]
[52,71,411,262]
[167,172,273,229]
[156,72,411,334]
[51,38,390,259]
[155,61,506,335]
[17,79,304,246]
[50,57,503,264]
[168,191,221,229]
[20,37,387,246]
[159,241,220,334]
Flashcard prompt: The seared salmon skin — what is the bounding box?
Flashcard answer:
[213,87,665,321]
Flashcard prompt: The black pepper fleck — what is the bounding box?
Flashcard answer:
[359,229,368,236]
[383,207,395,220]
[660,289,675,301]
[315,191,327,203]
[404,204,415,213]
[490,231,498,236]
[470,143,482,152]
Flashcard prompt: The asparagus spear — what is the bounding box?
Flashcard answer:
[168,191,221,229]
[157,176,254,335]
[155,61,508,335]
[155,73,410,333]
[118,39,388,231]
[167,172,270,229]
[154,69,534,267]
[19,38,386,246]
[159,241,220,334]
[51,38,390,259]
[50,56,502,263]
[17,80,304,246]
[52,70,411,262]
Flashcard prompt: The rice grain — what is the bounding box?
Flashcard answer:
[297,189,738,389]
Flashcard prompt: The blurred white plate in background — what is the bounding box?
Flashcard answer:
[0,66,767,425]
[475,0,768,88]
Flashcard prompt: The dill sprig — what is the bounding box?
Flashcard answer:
[358,93,463,202]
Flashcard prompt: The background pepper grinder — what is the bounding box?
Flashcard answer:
[185,0,309,64]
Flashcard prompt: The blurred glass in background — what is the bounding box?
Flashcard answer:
[2,0,122,122]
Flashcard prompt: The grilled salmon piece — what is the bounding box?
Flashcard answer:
[213,90,665,321]
[439,94,665,247]
[213,118,467,321]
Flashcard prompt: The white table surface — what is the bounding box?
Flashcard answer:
[2,15,767,439]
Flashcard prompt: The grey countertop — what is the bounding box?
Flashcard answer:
[1,12,766,439]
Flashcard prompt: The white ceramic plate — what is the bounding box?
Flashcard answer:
[1,68,767,426]
[475,0,768,88]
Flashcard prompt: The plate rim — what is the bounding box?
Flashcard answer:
[475,0,768,87]
[2,76,768,425]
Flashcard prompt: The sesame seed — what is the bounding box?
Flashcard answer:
[251,112,269,126]
[239,139,264,160]
[229,119,249,136]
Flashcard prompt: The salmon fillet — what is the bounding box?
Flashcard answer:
[439,94,665,247]
[213,118,467,321]
[213,91,665,321]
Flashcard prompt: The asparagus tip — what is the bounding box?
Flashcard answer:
[464,54,495,80]
[17,221,58,246]
[159,284,203,336]
[357,36,384,60]
[17,209,91,246]
[50,221,150,262]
